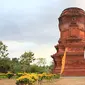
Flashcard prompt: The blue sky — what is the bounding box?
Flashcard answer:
[1,0,85,65]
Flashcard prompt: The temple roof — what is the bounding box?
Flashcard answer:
[60,7,85,18]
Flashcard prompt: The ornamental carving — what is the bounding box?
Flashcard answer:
[60,7,85,17]
[59,7,85,33]
[66,60,85,67]
[67,48,83,52]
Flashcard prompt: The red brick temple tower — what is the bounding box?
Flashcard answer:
[52,7,85,76]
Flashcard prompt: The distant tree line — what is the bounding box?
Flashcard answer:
[0,41,54,73]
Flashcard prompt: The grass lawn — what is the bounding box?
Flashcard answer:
[0,75,7,79]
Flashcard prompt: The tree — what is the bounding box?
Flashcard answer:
[0,41,9,58]
[30,64,47,73]
[12,58,19,63]
[0,57,10,73]
[0,41,9,73]
[37,58,46,66]
[10,58,22,73]
[20,51,35,72]
[48,61,54,73]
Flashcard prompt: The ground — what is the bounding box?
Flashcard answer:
[0,79,16,85]
[1,77,85,85]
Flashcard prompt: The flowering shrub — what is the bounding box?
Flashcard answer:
[44,73,54,80]
[16,73,60,85]
[38,73,46,81]
[38,73,60,81]
[16,73,38,85]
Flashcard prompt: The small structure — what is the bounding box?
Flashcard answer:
[52,7,85,76]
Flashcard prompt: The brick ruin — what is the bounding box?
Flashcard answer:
[52,7,85,76]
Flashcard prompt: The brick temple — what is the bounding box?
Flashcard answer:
[52,7,85,76]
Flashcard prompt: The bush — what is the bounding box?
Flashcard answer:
[6,72,14,79]
[53,74,60,79]
[0,73,7,79]
[16,73,60,85]
[16,73,38,85]
[16,73,23,77]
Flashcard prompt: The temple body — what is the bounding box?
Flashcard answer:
[52,7,85,76]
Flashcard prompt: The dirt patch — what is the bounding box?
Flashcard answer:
[0,77,85,85]
[56,77,85,85]
[0,79,16,85]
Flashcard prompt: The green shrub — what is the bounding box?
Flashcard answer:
[16,73,23,77]
[53,74,60,79]
[6,72,14,79]
[0,73,7,79]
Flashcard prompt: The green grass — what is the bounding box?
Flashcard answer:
[0,75,7,79]
[0,75,18,79]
